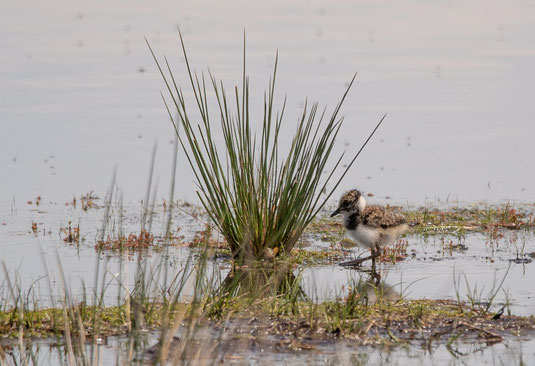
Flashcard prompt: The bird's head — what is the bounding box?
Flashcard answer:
[330,189,366,218]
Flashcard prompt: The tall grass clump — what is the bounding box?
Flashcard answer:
[148,32,383,263]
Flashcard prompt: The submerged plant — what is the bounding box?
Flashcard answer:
[149,33,383,263]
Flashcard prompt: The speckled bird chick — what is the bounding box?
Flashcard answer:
[331,189,408,267]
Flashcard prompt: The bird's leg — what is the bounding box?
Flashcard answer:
[340,253,374,267]
[370,247,381,280]
[340,247,381,267]
[371,247,377,268]
[371,269,381,285]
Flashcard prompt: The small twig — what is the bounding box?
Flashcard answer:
[363,320,375,334]
[457,321,504,340]
[386,327,400,343]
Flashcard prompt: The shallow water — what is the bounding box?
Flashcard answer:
[307,231,535,316]
[1,202,533,314]
[0,202,211,308]
[1,200,534,364]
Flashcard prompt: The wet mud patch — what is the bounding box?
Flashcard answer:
[138,299,535,364]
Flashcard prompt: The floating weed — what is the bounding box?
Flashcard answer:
[379,239,408,263]
[289,248,345,265]
[80,191,99,201]
[188,224,226,249]
[305,217,346,244]
[60,221,80,245]
[156,227,185,246]
[95,229,155,252]
[440,237,468,256]
[404,205,535,236]
[80,192,99,211]
[26,196,41,206]
[67,196,77,208]
[81,200,96,211]
[485,224,504,244]
[64,191,100,210]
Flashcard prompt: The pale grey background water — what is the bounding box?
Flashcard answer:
[1,0,535,206]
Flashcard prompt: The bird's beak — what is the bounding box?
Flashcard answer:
[330,208,340,217]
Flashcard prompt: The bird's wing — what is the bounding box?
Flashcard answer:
[362,205,407,228]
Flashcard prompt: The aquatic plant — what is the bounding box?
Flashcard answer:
[95,229,155,251]
[148,32,383,262]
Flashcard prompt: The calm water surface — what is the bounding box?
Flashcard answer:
[1,0,535,204]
